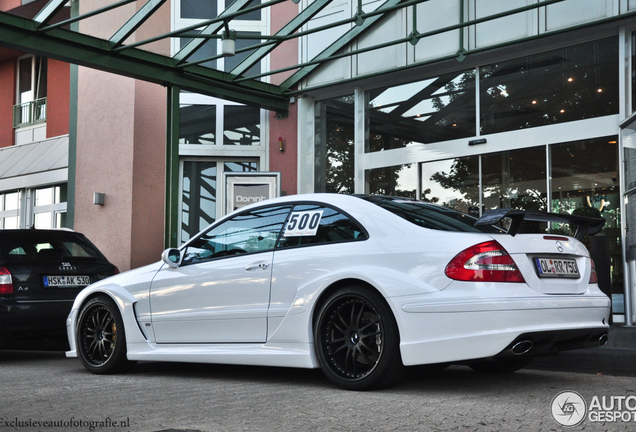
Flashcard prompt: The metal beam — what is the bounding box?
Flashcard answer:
[229,0,332,78]
[33,0,68,27]
[174,0,257,65]
[280,0,409,91]
[0,11,288,113]
[110,0,168,48]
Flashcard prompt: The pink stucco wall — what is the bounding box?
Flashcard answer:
[269,0,300,196]
[74,0,169,271]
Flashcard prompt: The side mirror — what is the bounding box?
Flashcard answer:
[161,248,182,268]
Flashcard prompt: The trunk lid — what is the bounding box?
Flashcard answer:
[493,233,592,294]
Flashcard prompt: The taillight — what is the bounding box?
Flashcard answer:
[445,240,525,283]
[114,266,120,275]
[0,268,13,294]
[589,259,598,284]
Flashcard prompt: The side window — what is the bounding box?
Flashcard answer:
[182,205,292,265]
[277,204,368,249]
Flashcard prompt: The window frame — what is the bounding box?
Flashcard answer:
[274,201,369,251]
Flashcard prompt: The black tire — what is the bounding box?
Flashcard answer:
[468,356,534,374]
[314,286,405,390]
[76,295,136,374]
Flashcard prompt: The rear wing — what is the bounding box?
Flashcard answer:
[475,208,605,241]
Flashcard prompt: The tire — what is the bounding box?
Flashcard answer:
[314,286,405,390]
[76,295,136,374]
[468,356,534,374]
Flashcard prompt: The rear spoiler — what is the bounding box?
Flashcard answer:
[475,208,605,240]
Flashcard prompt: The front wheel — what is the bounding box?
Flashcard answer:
[76,295,136,374]
[314,287,405,390]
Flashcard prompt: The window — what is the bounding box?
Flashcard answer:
[182,204,292,265]
[480,38,618,134]
[0,191,20,229]
[277,204,368,249]
[315,95,355,193]
[179,96,262,147]
[223,105,260,146]
[180,160,258,243]
[366,70,476,152]
[14,55,47,127]
[17,55,47,105]
[366,164,417,199]
[421,156,480,216]
[0,232,104,261]
[33,185,67,229]
[361,196,504,234]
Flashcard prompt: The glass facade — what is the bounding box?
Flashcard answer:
[316,35,628,317]
[366,70,476,152]
[421,156,480,215]
[480,38,618,134]
[367,164,417,199]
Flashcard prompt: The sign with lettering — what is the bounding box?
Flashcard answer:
[223,172,281,215]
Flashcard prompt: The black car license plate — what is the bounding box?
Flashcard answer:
[43,275,91,287]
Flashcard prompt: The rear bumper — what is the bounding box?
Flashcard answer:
[0,298,73,340]
[493,327,608,358]
[393,291,610,366]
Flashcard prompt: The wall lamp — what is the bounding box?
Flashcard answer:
[93,192,105,206]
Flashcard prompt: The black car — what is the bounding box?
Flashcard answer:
[0,229,118,349]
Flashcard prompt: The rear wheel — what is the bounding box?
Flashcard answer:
[76,295,136,374]
[314,286,405,390]
[468,356,534,374]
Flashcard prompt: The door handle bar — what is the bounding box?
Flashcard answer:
[245,261,270,271]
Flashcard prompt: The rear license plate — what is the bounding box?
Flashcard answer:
[43,275,90,287]
[534,257,579,278]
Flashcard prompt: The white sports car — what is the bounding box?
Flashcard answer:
[66,194,610,390]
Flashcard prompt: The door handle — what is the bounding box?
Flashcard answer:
[245,261,270,271]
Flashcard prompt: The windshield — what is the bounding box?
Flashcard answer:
[359,196,505,234]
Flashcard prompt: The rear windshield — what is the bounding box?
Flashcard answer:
[359,196,505,234]
[0,231,106,261]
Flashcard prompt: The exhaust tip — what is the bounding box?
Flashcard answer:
[511,340,533,355]
[599,334,608,346]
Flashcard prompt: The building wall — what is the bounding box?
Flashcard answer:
[0,59,15,148]
[74,0,169,271]
[46,59,69,138]
[269,0,300,196]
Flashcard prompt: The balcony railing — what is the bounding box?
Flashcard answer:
[13,97,47,128]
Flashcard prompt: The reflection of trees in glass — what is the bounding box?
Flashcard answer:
[367,165,415,199]
[325,122,354,194]
[431,70,476,128]
[429,158,479,209]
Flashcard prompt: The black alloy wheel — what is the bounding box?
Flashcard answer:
[314,286,405,390]
[76,295,136,374]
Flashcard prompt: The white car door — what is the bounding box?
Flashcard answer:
[149,205,292,344]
